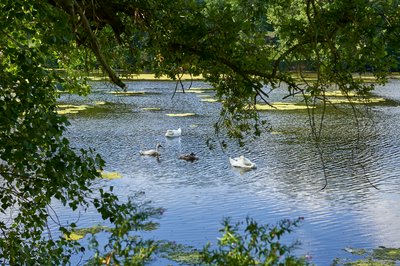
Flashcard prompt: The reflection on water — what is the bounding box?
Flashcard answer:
[59,79,400,265]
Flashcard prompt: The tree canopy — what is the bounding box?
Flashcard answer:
[48,0,400,138]
[1,0,399,264]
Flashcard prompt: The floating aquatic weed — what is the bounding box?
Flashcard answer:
[190,87,214,91]
[56,102,120,116]
[142,107,162,111]
[65,225,109,241]
[372,247,400,261]
[108,91,146,95]
[337,246,400,265]
[201,98,218,103]
[178,89,205,94]
[197,94,214,98]
[255,102,313,111]
[302,90,358,97]
[56,104,93,114]
[99,171,123,179]
[344,247,368,256]
[58,104,79,108]
[57,109,80,114]
[165,113,196,117]
[198,94,218,102]
[157,240,202,265]
[327,97,385,104]
[321,91,358,97]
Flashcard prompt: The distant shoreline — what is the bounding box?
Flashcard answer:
[51,69,400,82]
[87,73,204,82]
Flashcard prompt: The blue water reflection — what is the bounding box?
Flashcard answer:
[60,79,400,265]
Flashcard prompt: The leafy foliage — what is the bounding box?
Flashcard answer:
[87,194,164,265]
[0,0,162,264]
[202,217,308,266]
[1,0,400,264]
[42,0,400,141]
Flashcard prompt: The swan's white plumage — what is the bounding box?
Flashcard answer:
[229,155,256,169]
[139,143,162,156]
[165,128,181,137]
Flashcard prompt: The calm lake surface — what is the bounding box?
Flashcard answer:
[59,79,400,265]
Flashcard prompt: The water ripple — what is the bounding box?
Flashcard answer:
[58,80,400,265]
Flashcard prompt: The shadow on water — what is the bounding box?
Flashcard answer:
[59,79,400,265]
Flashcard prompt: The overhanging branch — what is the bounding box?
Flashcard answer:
[73,0,126,89]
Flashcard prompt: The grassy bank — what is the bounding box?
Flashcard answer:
[55,69,400,83]
[87,72,204,81]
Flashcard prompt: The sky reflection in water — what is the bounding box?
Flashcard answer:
[60,79,400,265]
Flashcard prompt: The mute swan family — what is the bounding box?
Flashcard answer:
[229,155,256,169]
[139,128,256,170]
[139,143,162,156]
[165,128,181,137]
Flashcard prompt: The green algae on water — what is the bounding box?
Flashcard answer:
[166,113,196,117]
[100,171,123,179]
[157,240,202,265]
[255,102,314,111]
[65,225,109,241]
[335,246,400,265]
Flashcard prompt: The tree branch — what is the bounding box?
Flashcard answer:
[72,0,126,89]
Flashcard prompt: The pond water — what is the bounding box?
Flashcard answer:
[59,79,400,265]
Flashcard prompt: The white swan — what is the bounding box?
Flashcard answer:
[229,155,256,169]
[165,128,181,137]
[139,143,162,156]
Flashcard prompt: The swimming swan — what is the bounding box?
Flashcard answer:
[179,152,199,162]
[165,128,181,137]
[139,143,162,156]
[229,155,256,169]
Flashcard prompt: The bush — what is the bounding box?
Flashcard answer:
[201,217,309,266]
